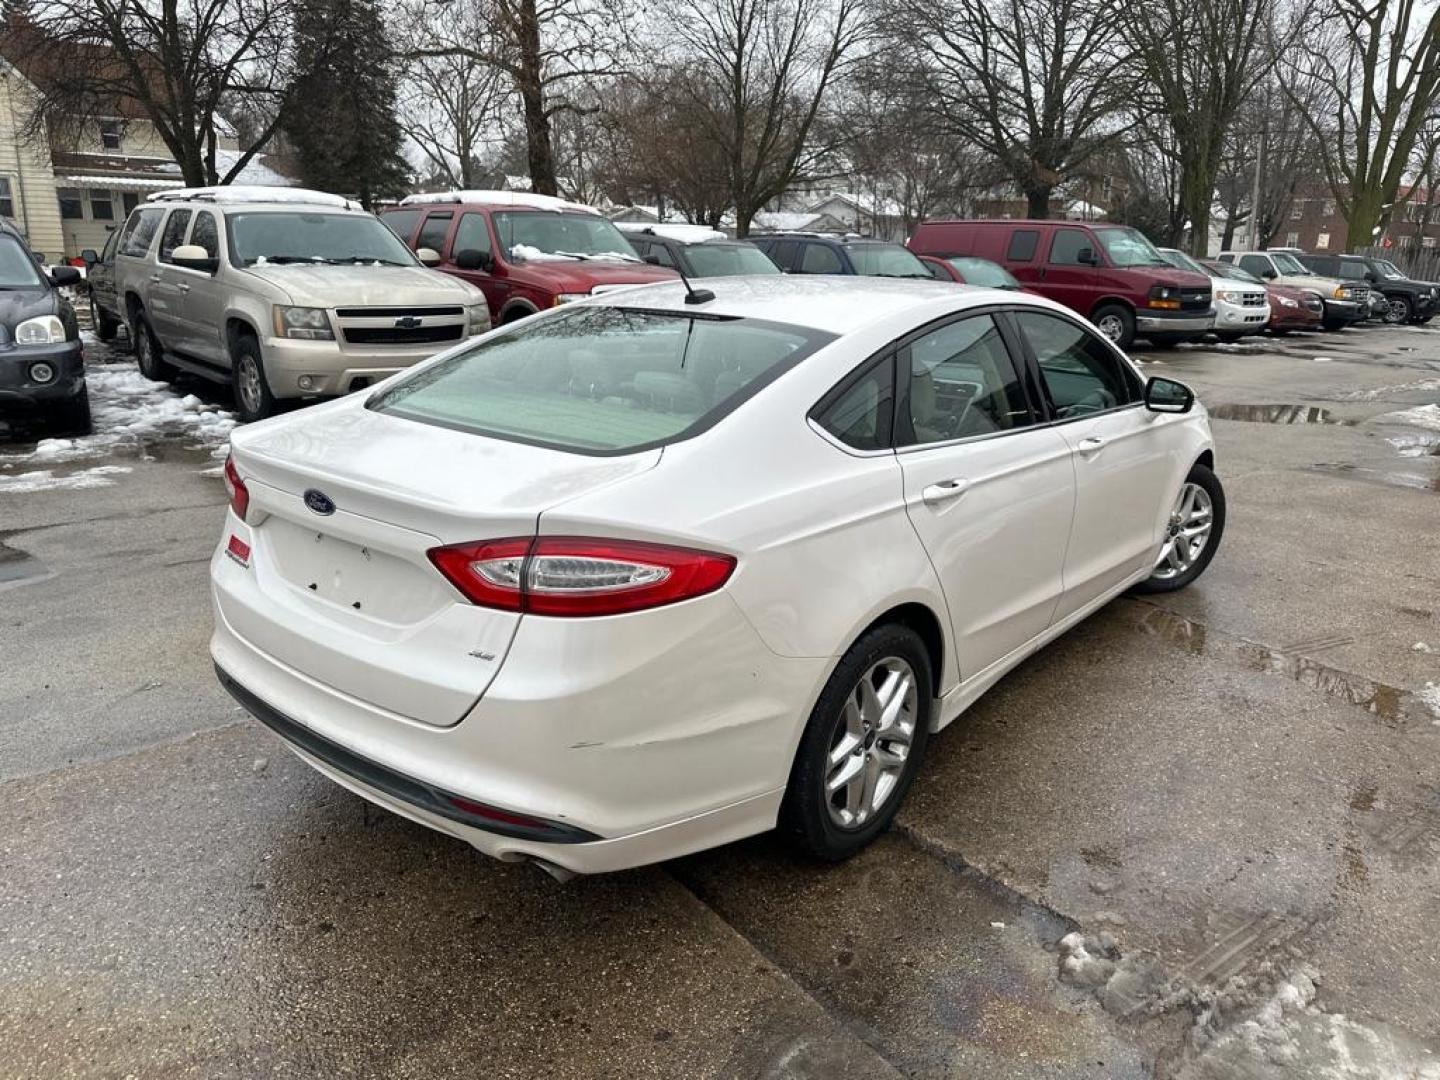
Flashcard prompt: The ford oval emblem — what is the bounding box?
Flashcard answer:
[304,489,336,516]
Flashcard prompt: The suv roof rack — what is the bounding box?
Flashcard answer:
[398,190,600,216]
[147,186,361,210]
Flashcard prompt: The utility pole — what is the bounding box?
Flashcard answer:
[1249,114,1267,249]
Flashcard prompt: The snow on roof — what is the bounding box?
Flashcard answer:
[751,211,826,232]
[149,186,360,209]
[806,191,903,218]
[215,150,292,187]
[615,222,727,243]
[399,190,601,215]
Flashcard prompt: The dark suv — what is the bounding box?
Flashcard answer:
[1296,252,1435,324]
[618,225,780,278]
[0,220,87,433]
[749,233,933,279]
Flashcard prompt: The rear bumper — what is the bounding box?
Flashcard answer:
[0,339,85,409]
[1136,310,1215,335]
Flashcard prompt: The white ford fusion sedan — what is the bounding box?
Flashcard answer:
[212,276,1223,878]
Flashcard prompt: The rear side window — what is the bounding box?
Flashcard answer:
[417,212,452,253]
[382,209,423,245]
[814,357,894,450]
[1006,230,1039,261]
[799,243,843,274]
[1016,311,1141,417]
[118,208,164,257]
[369,306,833,455]
[768,241,799,270]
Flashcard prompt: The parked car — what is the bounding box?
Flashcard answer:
[1157,248,1269,341]
[382,191,677,325]
[1204,260,1324,334]
[82,231,123,342]
[0,218,88,434]
[1216,250,1367,330]
[918,255,1026,290]
[114,186,490,423]
[908,220,1214,350]
[1345,254,1438,325]
[616,223,780,278]
[749,233,934,279]
[212,275,1224,877]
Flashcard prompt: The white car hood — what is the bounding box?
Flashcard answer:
[1278,273,1344,293]
[242,263,479,308]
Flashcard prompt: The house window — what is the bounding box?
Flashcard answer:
[0,176,14,219]
[121,192,140,215]
[1316,232,1330,249]
[1322,199,1336,216]
[99,121,123,151]
[89,190,114,221]
[58,188,84,219]
[1290,202,1303,220]
[1424,236,1437,249]
[1285,231,1300,247]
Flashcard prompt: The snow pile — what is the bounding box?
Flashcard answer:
[1387,434,1440,457]
[1376,403,1440,432]
[1414,642,1434,653]
[509,243,583,263]
[1057,931,1172,1017]
[1343,377,1440,401]
[0,465,131,493]
[1420,682,1440,722]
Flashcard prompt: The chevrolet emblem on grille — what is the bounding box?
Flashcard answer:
[394,316,422,329]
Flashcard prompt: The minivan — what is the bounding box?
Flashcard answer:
[908,220,1214,348]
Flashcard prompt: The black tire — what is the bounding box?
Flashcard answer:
[779,623,933,862]
[1419,315,1433,325]
[90,293,119,342]
[1147,338,1180,350]
[1131,462,1226,595]
[1321,317,1348,331]
[133,313,174,380]
[231,334,275,422]
[50,384,93,436]
[1216,332,1244,344]
[1383,296,1412,325]
[1091,304,1135,350]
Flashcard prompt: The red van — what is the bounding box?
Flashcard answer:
[907,220,1214,349]
[381,191,677,325]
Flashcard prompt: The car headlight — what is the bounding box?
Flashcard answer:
[1215,289,1245,303]
[272,305,333,340]
[553,293,589,306]
[14,315,66,344]
[1333,286,1347,298]
[467,303,490,336]
[1278,296,1299,308]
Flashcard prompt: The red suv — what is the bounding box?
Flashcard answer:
[381,192,677,324]
[907,220,1214,349]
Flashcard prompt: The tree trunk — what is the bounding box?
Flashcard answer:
[1025,185,1052,219]
[734,204,754,238]
[1179,166,1213,257]
[515,0,557,196]
[1344,191,1384,252]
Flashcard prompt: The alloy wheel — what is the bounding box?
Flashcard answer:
[1152,482,1214,580]
[237,355,263,415]
[824,657,918,830]
[1385,298,1410,324]
[1096,314,1125,342]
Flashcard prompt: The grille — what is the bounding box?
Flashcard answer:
[343,325,464,345]
[1179,288,1211,311]
[334,306,464,318]
[1241,293,1266,307]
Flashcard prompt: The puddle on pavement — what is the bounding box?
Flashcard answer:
[1209,403,1351,425]
[1121,602,1425,729]
[1305,462,1440,493]
[0,537,49,588]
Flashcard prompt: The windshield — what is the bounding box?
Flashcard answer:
[0,236,45,287]
[1372,258,1406,279]
[846,244,931,278]
[493,211,639,263]
[1094,227,1169,268]
[227,212,416,267]
[1335,261,1368,280]
[368,305,831,454]
[946,257,1020,289]
[1158,249,1206,275]
[684,244,779,277]
[1271,252,1308,274]
[1216,263,1264,285]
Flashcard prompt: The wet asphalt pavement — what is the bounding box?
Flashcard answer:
[2,317,1439,1078]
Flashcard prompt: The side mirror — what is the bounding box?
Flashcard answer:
[1144,376,1194,414]
[1261,267,1277,279]
[643,253,662,265]
[453,248,492,272]
[48,265,82,286]
[416,247,442,267]
[1077,246,1098,266]
[79,248,99,266]
[171,245,218,274]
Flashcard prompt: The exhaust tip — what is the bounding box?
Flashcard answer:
[530,857,577,884]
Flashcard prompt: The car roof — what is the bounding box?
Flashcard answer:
[588,273,1037,334]
[396,190,601,216]
[756,233,893,245]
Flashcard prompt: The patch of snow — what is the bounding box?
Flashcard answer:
[1376,403,1440,432]
[616,222,727,243]
[989,921,1005,930]
[1386,434,1440,457]
[400,190,600,215]
[151,185,343,208]
[1312,356,1333,362]
[0,465,131,493]
[1421,682,1440,722]
[1343,377,1440,401]
[1412,642,1433,653]
[510,243,584,263]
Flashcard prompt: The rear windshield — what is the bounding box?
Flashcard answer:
[368,305,833,454]
[846,244,931,278]
[685,243,780,277]
[947,256,1020,288]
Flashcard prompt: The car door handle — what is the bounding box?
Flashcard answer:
[149,273,161,283]
[1077,435,1107,454]
[921,478,970,505]
[177,283,190,293]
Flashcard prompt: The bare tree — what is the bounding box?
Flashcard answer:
[405,0,630,196]
[885,0,1136,219]
[658,0,869,236]
[2,0,297,185]
[1122,0,1284,255]
[1283,0,1440,250]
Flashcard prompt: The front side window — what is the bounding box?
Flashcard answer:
[100,228,119,262]
[815,356,894,450]
[1049,229,1092,266]
[190,211,219,258]
[0,235,45,287]
[799,242,844,274]
[1217,263,1264,285]
[369,306,832,455]
[1237,254,1273,278]
[846,244,930,278]
[226,211,416,267]
[417,211,452,253]
[492,211,640,263]
[1336,261,1367,280]
[902,314,1034,445]
[453,213,493,258]
[158,209,192,262]
[1017,310,1141,418]
[118,207,164,257]
[58,188,83,220]
[767,240,799,270]
[1093,227,1168,268]
[1007,230,1039,261]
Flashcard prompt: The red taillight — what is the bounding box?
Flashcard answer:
[427,536,736,617]
[223,455,249,521]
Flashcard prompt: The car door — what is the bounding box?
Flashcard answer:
[447,211,505,319]
[1038,227,1101,315]
[894,311,1076,679]
[92,229,119,313]
[173,209,227,364]
[1012,308,1180,619]
[148,208,192,348]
